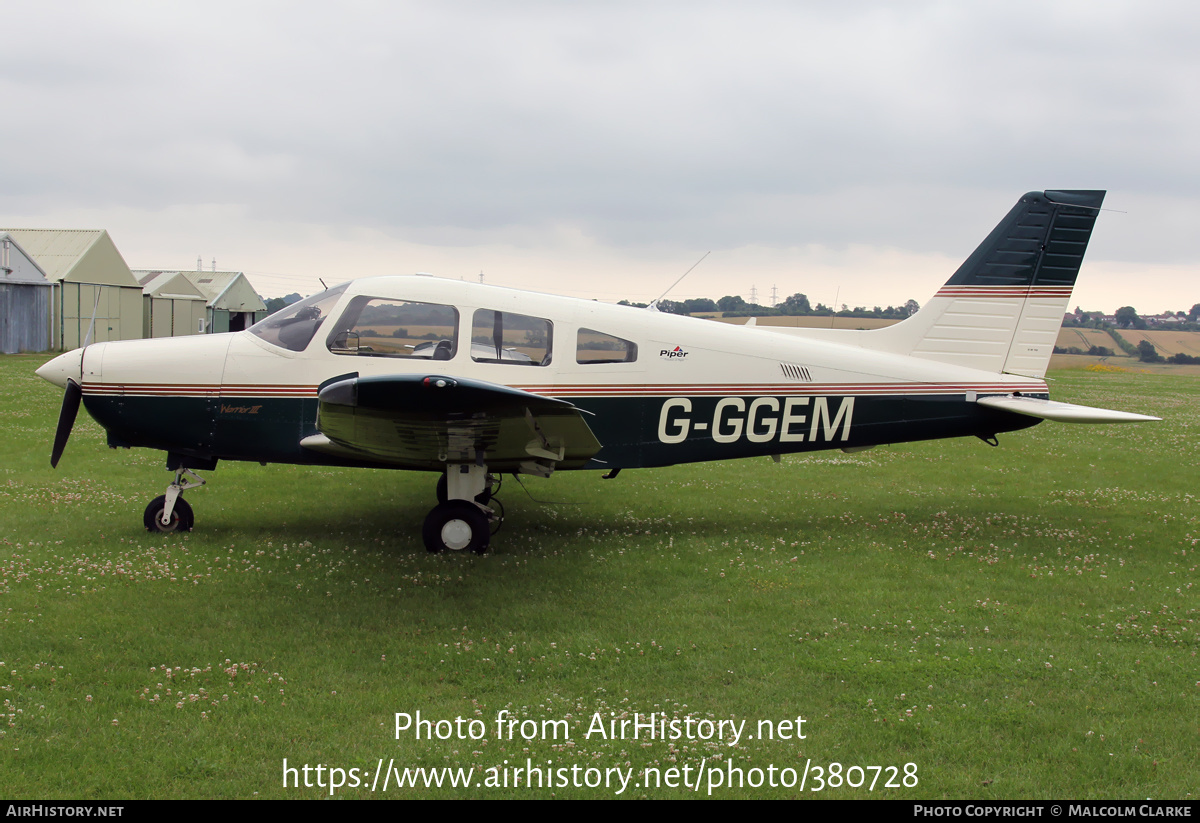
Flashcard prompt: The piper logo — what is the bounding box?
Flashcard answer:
[660,346,689,359]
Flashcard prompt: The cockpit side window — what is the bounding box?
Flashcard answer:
[471,309,552,365]
[576,328,638,364]
[249,284,348,352]
[326,297,459,359]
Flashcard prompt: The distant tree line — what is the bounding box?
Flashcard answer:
[1065,304,1200,332]
[619,293,921,319]
[1053,345,1115,357]
[263,288,1199,336]
[1133,339,1200,364]
[1129,339,1199,364]
[263,293,303,315]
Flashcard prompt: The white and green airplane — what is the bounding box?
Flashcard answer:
[37,190,1157,554]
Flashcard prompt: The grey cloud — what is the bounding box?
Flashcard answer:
[2,1,1198,264]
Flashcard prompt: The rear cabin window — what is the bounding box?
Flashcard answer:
[576,328,638,364]
[470,309,552,365]
[327,297,459,359]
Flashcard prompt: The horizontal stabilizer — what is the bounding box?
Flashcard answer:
[976,395,1160,424]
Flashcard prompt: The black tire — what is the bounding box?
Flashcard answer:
[144,495,194,533]
[422,501,489,554]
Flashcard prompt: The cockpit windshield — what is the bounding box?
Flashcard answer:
[248,284,348,352]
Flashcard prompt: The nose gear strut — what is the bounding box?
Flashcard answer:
[144,468,206,533]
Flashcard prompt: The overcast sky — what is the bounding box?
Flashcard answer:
[3,1,1197,312]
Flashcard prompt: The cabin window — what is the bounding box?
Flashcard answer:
[327,297,459,359]
[249,283,347,352]
[470,309,552,365]
[576,328,638,364]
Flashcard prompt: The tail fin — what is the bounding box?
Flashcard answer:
[871,189,1105,377]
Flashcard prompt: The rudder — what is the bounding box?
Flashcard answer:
[872,190,1105,377]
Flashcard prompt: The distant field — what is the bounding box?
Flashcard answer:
[1,354,1195,799]
[1048,355,1200,377]
[1055,327,1122,353]
[1049,327,1200,375]
[1117,329,1200,357]
[1054,327,1200,358]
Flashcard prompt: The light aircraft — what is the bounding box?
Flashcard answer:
[37,190,1158,553]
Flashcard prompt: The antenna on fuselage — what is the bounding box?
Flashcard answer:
[647,251,710,311]
[319,278,329,290]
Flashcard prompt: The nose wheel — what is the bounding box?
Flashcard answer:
[144,468,205,533]
[144,495,194,533]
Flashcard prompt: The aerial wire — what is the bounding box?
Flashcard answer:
[648,251,710,310]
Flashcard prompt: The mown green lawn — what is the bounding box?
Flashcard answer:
[1,354,1195,798]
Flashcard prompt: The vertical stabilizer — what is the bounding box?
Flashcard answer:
[869,190,1105,377]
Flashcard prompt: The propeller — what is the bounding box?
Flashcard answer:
[50,379,82,469]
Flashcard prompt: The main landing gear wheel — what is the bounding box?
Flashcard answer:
[144,495,194,533]
[422,501,489,555]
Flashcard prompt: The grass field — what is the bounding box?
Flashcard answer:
[1,353,1195,799]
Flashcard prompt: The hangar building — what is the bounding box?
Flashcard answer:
[134,269,268,333]
[0,228,143,350]
[136,271,208,338]
[1,232,53,353]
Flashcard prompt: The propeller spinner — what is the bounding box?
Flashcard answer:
[37,348,86,469]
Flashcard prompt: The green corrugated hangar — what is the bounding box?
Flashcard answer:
[136,271,209,338]
[0,228,144,350]
[186,270,269,332]
[133,269,268,333]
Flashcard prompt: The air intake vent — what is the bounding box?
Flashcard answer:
[780,363,812,381]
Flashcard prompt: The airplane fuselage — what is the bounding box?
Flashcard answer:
[53,276,1043,473]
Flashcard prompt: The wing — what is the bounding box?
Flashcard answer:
[300,373,602,474]
[976,394,1160,424]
